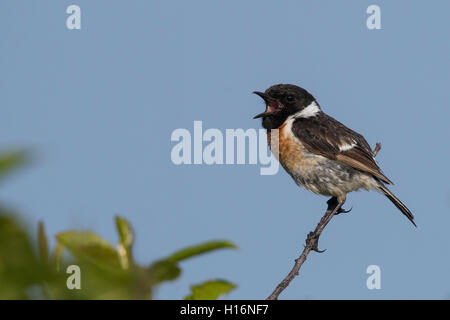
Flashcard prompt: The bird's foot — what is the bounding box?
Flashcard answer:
[334,206,352,215]
[326,197,351,216]
[306,232,326,253]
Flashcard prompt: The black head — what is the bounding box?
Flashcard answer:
[253,84,319,129]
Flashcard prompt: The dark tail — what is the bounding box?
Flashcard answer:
[379,184,416,227]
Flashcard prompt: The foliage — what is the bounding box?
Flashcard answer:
[0,150,237,299]
[185,280,236,300]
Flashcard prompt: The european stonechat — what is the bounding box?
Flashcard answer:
[253,84,415,226]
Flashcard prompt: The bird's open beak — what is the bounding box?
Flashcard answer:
[252,91,281,119]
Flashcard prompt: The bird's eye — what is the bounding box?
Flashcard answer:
[286,95,294,102]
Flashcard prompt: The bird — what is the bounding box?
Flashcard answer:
[253,84,416,227]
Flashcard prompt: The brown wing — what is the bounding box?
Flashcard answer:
[292,113,393,185]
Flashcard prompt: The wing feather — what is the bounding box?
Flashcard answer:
[292,113,393,185]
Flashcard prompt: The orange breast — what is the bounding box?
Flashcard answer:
[267,122,322,174]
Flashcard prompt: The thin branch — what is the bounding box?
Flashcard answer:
[372,142,381,157]
[266,143,382,300]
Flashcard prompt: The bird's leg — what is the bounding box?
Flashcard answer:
[326,196,338,213]
[328,195,351,215]
[307,196,346,252]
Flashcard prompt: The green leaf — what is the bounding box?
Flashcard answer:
[184,280,236,300]
[55,231,121,271]
[115,216,134,269]
[0,212,41,298]
[115,216,133,249]
[53,242,63,272]
[166,240,237,263]
[146,240,236,287]
[148,260,181,285]
[0,150,29,181]
[37,222,51,299]
[37,221,49,265]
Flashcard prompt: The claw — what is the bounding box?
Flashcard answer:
[335,206,353,215]
[312,247,327,253]
[306,232,326,253]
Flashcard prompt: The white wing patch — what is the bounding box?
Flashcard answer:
[339,141,357,152]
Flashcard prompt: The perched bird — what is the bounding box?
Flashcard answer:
[253,84,415,227]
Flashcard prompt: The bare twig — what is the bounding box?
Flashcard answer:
[372,142,381,157]
[266,143,382,300]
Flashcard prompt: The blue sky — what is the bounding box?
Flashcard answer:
[1,1,449,299]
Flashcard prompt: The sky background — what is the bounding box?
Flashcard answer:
[1,0,449,299]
